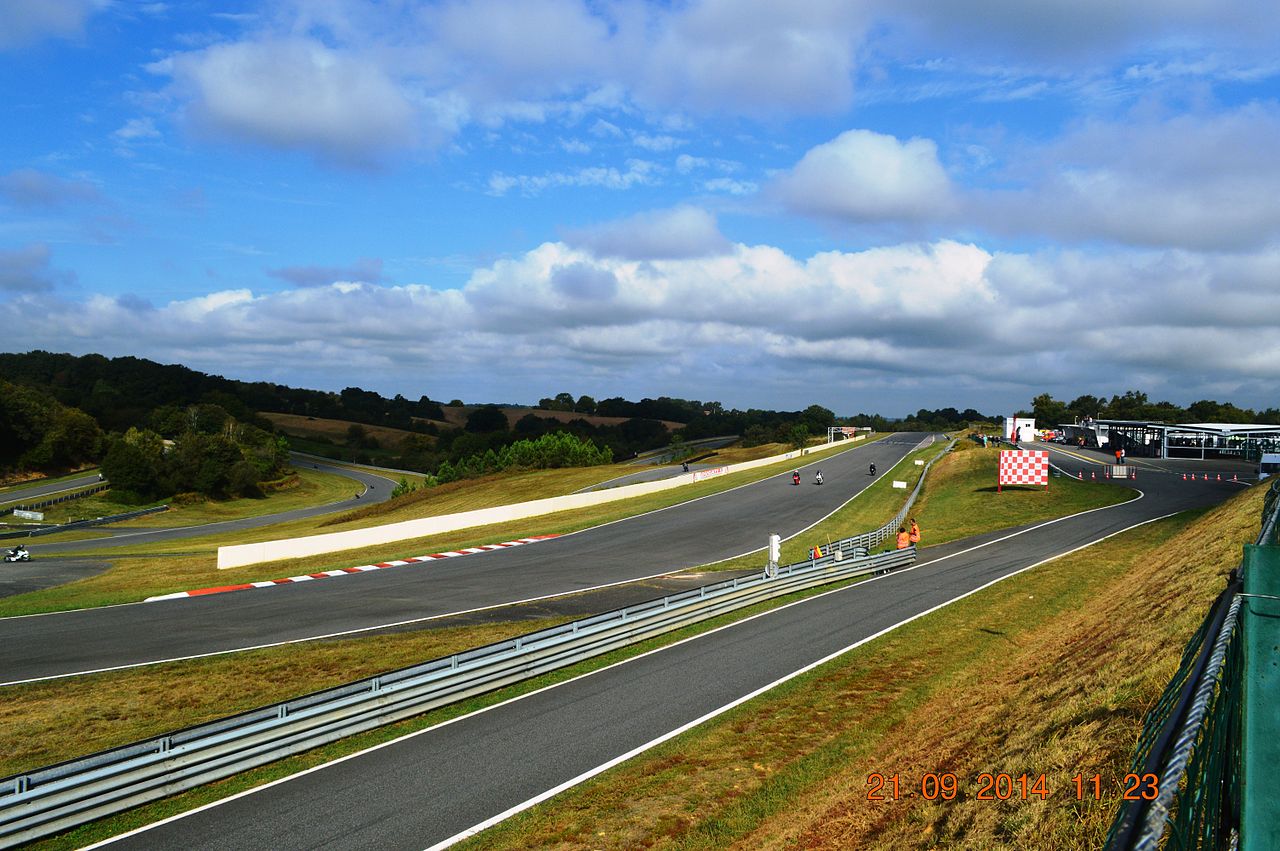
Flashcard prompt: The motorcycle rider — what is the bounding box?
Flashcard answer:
[792,471,801,486]
[815,470,824,485]
[869,462,877,476]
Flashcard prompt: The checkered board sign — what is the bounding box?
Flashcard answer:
[999,450,1049,487]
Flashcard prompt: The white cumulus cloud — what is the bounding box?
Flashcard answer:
[153,38,417,166]
[6,236,1280,409]
[564,205,732,261]
[773,129,954,222]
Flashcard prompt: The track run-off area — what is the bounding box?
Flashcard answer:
[0,435,922,685]
[59,446,1240,850]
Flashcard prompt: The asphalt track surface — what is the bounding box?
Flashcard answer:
[0,557,111,599]
[0,472,102,505]
[573,462,714,492]
[623,435,738,466]
[0,435,921,684]
[0,457,395,599]
[18,457,396,558]
[98,450,1242,850]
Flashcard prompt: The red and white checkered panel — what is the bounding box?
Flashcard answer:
[999,450,1049,485]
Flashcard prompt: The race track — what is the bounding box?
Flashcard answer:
[97,453,1241,850]
[0,436,923,683]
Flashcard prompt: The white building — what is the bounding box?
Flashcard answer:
[1005,417,1036,442]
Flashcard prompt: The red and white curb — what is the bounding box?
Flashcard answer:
[145,535,560,602]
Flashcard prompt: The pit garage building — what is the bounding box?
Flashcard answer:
[1059,420,1280,461]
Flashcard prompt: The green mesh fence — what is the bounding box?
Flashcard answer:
[1104,585,1242,851]
[1106,479,1280,850]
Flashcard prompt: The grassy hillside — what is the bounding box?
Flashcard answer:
[260,412,434,450]
[436,404,683,431]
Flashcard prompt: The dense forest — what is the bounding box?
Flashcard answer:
[0,350,444,434]
[0,379,102,474]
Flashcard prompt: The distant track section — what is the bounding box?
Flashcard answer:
[0,434,927,684]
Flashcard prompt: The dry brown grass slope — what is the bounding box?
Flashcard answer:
[459,482,1264,851]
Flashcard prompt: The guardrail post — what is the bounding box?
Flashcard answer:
[1242,543,1280,850]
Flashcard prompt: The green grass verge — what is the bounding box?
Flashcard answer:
[911,438,1135,546]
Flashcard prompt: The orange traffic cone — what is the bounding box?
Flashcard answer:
[1091,471,1096,480]
[1077,470,1083,480]
[1181,473,1187,481]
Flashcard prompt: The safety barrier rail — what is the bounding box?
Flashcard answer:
[0,505,169,541]
[0,546,916,847]
[1105,477,1280,851]
[0,483,108,517]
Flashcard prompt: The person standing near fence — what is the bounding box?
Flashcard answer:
[896,526,911,549]
[909,519,921,545]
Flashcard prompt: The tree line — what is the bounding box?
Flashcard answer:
[0,350,445,434]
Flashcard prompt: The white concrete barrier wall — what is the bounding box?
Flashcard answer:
[218,435,865,569]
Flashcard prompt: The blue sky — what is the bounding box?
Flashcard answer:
[3,0,1280,416]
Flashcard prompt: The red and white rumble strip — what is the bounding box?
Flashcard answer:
[145,535,560,602]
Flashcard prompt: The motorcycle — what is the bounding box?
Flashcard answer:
[4,547,30,563]
[814,471,824,485]
[791,471,801,486]
[869,463,877,476]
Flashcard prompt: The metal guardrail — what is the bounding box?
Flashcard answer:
[0,505,169,541]
[0,482,108,517]
[0,435,952,846]
[0,547,916,847]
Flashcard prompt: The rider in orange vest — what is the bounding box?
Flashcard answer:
[909,519,921,544]
[896,527,911,549]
